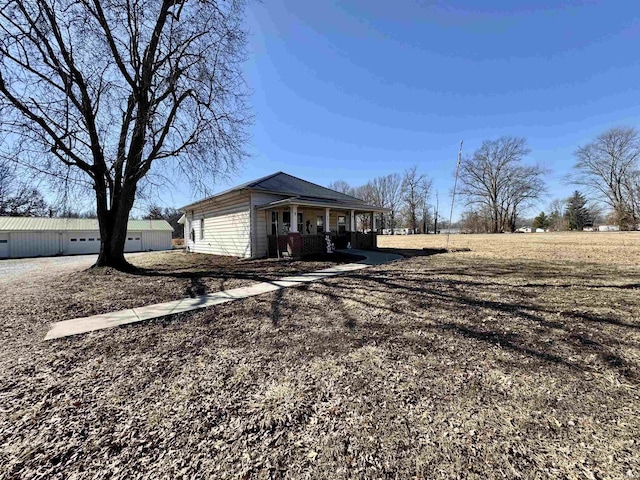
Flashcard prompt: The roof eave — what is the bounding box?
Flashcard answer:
[255,198,391,213]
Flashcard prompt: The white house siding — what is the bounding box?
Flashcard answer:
[185,191,252,258]
[251,192,287,258]
[141,231,172,251]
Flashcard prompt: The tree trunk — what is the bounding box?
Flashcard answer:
[93,182,137,270]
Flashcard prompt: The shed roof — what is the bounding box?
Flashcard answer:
[0,217,173,232]
[181,172,369,210]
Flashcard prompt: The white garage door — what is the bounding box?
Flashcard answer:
[0,235,8,258]
[66,233,101,255]
[124,232,142,252]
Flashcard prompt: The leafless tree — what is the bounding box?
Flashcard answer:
[458,137,545,233]
[327,180,355,196]
[548,198,567,231]
[401,165,432,233]
[366,176,386,231]
[572,127,640,229]
[0,0,251,269]
[0,158,49,216]
[460,208,492,234]
[382,173,402,233]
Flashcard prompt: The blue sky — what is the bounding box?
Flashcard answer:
[163,0,640,220]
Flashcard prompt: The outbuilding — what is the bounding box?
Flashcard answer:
[0,217,173,259]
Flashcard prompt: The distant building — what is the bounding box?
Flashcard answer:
[598,225,620,232]
[0,217,173,259]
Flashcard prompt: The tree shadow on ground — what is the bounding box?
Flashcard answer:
[287,259,640,383]
[127,252,367,298]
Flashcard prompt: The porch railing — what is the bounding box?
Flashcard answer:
[266,232,377,258]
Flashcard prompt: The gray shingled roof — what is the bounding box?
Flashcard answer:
[181,172,368,209]
[0,217,173,231]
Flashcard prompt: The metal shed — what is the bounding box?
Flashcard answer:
[0,217,173,259]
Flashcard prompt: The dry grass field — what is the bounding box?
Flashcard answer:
[1,232,639,479]
[379,231,640,266]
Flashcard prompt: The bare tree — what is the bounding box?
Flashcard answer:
[0,159,49,216]
[458,137,545,233]
[548,198,567,231]
[328,180,354,196]
[401,165,432,233]
[383,173,402,233]
[144,204,183,238]
[0,0,251,269]
[572,127,640,229]
[460,208,492,234]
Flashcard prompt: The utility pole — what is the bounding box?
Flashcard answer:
[447,140,463,250]
[434,191,439,234]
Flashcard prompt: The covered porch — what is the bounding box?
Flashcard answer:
[255,197,389,258]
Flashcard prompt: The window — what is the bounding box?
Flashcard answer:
[338,215,346,235]
[97,238,101,241]
[271,211,279,235]
[128,237,133,241]
[70,238,77,242]
[282,211,291,233]
[135,237,140,241]
[80,238,86,242]
[88,238,95,241]
[0,240,7,244]
[316,215,324,233]
[200,218,205,240]
[297,212,304,233]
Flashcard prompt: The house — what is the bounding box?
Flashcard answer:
[180,172,390,258]
[382,228,412,235]
[517,226,532,233]
[598,225,620,232]
[0,217,173,259]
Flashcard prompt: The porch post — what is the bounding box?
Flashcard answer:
[371,211,378,249]
[349,209,357,249]
[291,204,298,232]
[287,204,302,258]
[324,208,331,233]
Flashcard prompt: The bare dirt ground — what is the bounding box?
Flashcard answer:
[1,233,639,479]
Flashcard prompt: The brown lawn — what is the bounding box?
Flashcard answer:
[1,233,639,479]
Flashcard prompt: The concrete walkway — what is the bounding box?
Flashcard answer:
[44,249,402,340]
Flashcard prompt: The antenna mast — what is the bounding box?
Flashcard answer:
[447,140,463,251]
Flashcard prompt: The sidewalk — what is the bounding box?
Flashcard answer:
[44,249,402,340]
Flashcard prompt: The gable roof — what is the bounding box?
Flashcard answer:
[181,172,368,210]
[0,217,173,232]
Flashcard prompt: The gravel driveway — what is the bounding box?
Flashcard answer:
[0,252,149,283]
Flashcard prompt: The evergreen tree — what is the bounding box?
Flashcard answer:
[564,191,590,230]
[532,211,551,230]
